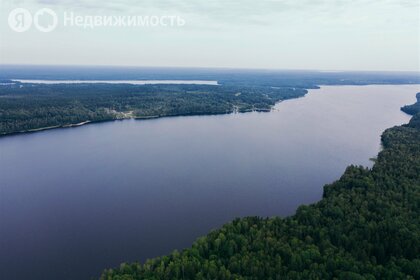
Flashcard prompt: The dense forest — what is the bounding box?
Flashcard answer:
[0,82,306,135]
[401,93,420,116]
[101,93,420,279]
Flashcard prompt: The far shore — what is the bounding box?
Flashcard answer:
[0,121,93,137]
[0,106,280,137]
[11,79,220,86]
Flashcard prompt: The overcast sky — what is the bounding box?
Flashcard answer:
[0,0,419,71]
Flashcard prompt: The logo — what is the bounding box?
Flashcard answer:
[8,8,58,32]
[8,8,32,32]
[7,8,186,32]
[34,8,58,32]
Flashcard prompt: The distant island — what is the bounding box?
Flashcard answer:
[101,92,420,279]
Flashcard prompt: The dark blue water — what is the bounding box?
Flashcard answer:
[0,85,418,280]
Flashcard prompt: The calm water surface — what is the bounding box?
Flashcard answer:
[11,79,219,85]
[0,85,418,280]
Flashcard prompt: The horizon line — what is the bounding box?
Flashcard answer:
[1,63,419,74]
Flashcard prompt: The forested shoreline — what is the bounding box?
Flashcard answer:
[101,92,420,279]
[0,82,306,136]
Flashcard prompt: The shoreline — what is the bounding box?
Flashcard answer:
[0,105,283,138]
[0,120,93,137]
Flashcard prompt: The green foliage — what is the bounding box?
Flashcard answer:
[401,93,420,116]
[101,98,420,279]
[0,83,306,135]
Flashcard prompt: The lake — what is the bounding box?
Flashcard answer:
[10,79,219,85]
[0,85,418,280]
